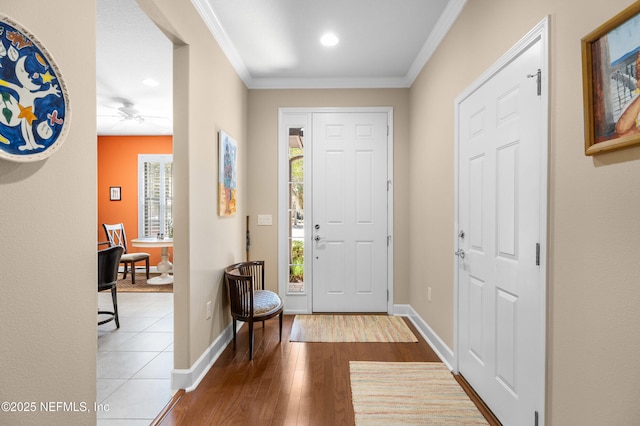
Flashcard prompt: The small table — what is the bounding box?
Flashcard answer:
[131,238,174,285]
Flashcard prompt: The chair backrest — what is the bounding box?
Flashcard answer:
[224,261,265,318]
[98,245,124,290]
[103,223,129,254]
[238,260,265,291]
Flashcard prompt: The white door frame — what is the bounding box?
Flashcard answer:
[453,17,549,424]
[278,107,394,315]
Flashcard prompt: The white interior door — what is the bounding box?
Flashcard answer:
[312,112,389,312]
[456,32,546,425]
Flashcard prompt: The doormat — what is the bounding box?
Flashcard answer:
[350,361,488,425]
[290,315,417,342]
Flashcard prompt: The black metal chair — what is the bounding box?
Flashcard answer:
[224,261,284,360]
[98,245,124,328]
[103,223,150,284]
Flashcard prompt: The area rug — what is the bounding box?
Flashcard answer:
[349,362,488,425]
[290,315,417,342]
[115,274,173,293]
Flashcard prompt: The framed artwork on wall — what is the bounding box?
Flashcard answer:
[218,130,237,216]
[110,186,121,201]
[582,2,640,155]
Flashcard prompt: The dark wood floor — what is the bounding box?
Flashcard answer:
[154,315,500,425]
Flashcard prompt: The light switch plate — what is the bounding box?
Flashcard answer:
[257,214,272,226]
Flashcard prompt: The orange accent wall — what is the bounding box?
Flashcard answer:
[98,135,173,266]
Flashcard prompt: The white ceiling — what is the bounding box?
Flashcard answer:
[96,0,465,136]
[96,0,173,135]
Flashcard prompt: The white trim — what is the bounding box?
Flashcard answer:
[386,109,395,314]
[250,76,411,90]
[405,0,467,85]
[278,107,394,315]
[453,16,549,425]
[191,0,467,89]
[393,304,455,370]
[190,0,251,84]
[171,321,241,392]
[536,17,550,426]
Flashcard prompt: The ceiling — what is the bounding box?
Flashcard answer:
[96,0,465,136]
[96,0,173,136]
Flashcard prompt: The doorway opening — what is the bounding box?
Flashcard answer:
[96,0,175,421]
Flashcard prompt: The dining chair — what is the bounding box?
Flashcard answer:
[224,261,284,360]
[98,245,124,328]
[102,223,150,284]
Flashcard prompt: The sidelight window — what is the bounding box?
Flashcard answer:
[288,128,304,292]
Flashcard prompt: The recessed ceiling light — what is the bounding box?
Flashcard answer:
[320,33,339,47]
[142,78,159,87]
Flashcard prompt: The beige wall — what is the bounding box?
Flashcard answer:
[0,2,98,425]
[247,89,411,303]
[410,0,640,423]
[139,0,249,369]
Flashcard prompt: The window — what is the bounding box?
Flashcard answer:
[288,128,304,292]
[138,154,173,238]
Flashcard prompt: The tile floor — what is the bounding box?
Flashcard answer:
[97,292,174,425]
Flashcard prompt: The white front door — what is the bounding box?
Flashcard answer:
[456,28,547,425]
[312,112,389,312]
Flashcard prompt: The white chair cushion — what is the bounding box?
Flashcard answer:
[121,252,150,262]
[254,290,283,316]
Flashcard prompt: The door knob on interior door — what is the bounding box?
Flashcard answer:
[454,249,465,259]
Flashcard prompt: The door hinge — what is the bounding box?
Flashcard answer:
[387,235,392,246]
[535,410,539,426]
[387,179,392,191]
[527,68,542,96]
[387,289,389,301]
[536,243,540,266]
[387,125,389,136]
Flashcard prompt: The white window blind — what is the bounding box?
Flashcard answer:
[138,154,173,238]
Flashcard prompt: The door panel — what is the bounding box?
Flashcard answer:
[326,242,345,293]
[356,242,373,293]
[312,112,388,312]
[457,36,543,425]
[325,151,345,223]
[496,288,517,393]
[468,276,485,365]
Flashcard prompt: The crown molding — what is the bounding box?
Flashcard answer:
[248,76,412,90]
[405,0,468,86]
[191,0,251,83]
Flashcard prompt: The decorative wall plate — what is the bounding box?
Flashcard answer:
[0,14,71,162]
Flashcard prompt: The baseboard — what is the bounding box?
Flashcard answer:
[119,266,163,273]
[393,304,455,370]
[175,306,455,393]
[171,321,241,392]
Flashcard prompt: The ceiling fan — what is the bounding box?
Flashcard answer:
[115,102,146,123]
[97,97,172,135]
[100,98,156,122]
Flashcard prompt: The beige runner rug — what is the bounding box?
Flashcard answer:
[115,274,173,293]
[290,315,417,342]
[350,362,488,425]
